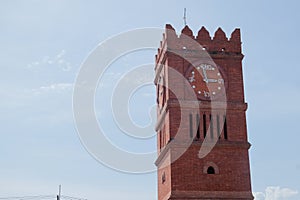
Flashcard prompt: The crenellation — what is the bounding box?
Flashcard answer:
[196,26,211,42]
[166,24,175,30]
[156,25,242,58]
[180,25,194,39]
[213,27,228,41]
[165,24,177,39]
[229,29,241,42]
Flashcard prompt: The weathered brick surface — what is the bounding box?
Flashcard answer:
[155,24,253,200]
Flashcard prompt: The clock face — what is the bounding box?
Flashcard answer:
[186,63,226,100]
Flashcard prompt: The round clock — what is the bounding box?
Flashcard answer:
[186,63,226,100]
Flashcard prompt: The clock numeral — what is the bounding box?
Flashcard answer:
[204,91,210,97]
[188,73,195,83]
[200,64,214,70]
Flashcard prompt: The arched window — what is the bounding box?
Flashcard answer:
[203,162,219,175]
[207,166,215,174]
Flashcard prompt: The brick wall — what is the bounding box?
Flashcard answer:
[155,24,253,200]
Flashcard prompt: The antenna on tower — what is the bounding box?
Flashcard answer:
[57,185,61,200]
[183,8,187,26]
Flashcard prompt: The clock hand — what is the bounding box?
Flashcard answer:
[207,79,217,83]
[201,68,208,83]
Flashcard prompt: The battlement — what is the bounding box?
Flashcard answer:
[156,24,242,62]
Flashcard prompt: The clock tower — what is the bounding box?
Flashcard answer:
[154,24,253,200]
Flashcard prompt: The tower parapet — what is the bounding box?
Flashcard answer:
[156,24,242,64]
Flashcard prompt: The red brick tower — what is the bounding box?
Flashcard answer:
[154,24,253,200]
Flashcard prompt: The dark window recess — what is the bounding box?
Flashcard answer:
[217,115,220,139]
[162,86,166,106]
[203,114,207,138]
[210,114,214,139]
[207,166,215,174]
[196,114,200,139]
[163,131,165,146]
[162,172,166,183]
[223,115,228,140]
[159,131,162,149]
[161,131,164,148]
[189,114,193,138]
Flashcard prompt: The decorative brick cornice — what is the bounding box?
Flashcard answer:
[170,190,254,199]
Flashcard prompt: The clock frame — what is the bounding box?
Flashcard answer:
[185,62,227,100]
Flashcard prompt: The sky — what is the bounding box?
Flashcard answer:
[1,0,300,200]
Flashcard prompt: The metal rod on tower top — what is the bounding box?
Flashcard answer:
[183,8,187,26]
[57,185,61,200]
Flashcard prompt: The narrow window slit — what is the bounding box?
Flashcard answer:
[189,114,193,139]
[196,114,200,139]
[162,172,166,183]
[223,115,228,140]
[217,115,220,139]
[203,114,207,138]
[210,114,213,139]
[160,131,162,149]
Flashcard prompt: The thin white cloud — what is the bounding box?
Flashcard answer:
[55,49,65,59]
[27,50,72,71]
[254,186,298,200]
[31,83,73,94]
[254,192,266,200]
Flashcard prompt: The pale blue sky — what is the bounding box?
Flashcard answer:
[1,1,300,200]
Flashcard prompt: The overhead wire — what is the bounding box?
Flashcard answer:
[0,195,86,200]
[0,195,56,200]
